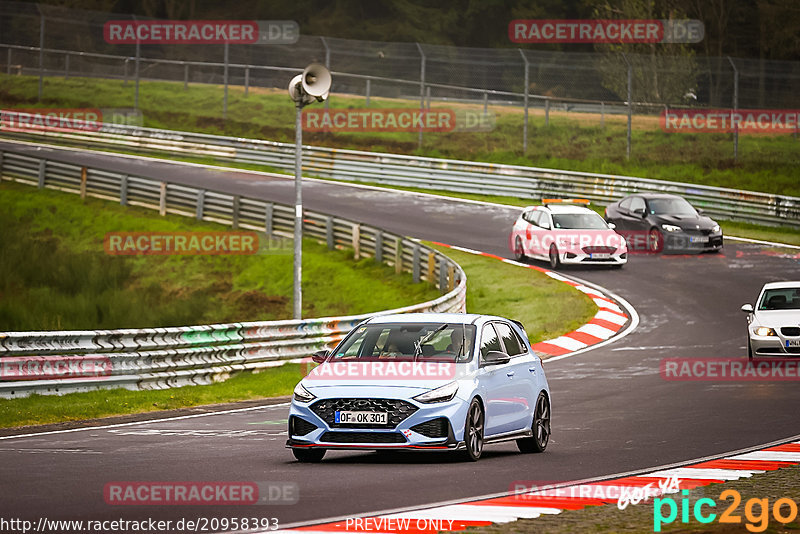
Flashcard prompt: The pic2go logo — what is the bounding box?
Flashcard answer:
[654,489,799,532]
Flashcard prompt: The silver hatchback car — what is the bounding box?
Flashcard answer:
[741,281,800,359]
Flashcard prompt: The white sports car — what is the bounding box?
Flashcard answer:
[741,281,800,359]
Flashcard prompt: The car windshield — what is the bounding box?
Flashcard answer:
[331,323,476,362]
[552,212,608,230]
[758,288,800,310]
[647,198,698,216]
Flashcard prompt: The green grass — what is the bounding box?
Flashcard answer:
[0,180,440,330]
[0,365,300,428]
[428,244,597,345]
[1,74,798,196]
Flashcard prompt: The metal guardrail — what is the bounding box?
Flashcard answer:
[2,123,798,228]
[0,148,467,398]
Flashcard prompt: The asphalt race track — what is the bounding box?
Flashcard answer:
[1,141,799,529]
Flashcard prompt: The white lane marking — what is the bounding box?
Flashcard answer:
[575,284,603,297]
[730,451,800,462]
[0,403,290,441]
[725,236,800,250]
[638,468,756,481]
[593,298,623,313]
[576,324,616,339]
[594,310,628,325]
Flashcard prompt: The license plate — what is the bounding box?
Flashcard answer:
[590,253,611,259]
[787,340,800,348]
[335,411,387,425]
[690,236,709,243]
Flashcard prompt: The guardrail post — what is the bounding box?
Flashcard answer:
[183,62,188,90]
[325,216,334,250]
[426,252,436,285]
[244,65,250,97]
[438,258,447,293]
[159,182,167,216]
[447,264,455,291]
[196,189,205,220]
[232,195,240,229]
[395,239,403,274]
[80,167,87,199]
[375,231,383,263]
[64,53,69,79]
[365,79,371,107]
[120,174,128,205]
[265,203,273,238]
[37,160,46,189]
[352,224,360,260]
[412,245,421,283]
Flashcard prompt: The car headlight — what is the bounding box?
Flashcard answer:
[413,381,459,404]
[754,327,776,337]
[292,382,316,403]
[661,224,682,232]
[712,224,720,233]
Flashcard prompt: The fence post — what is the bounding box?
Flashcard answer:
[265,203,273,239]
[622,53,632,160]
[38,15,44,101]
[6,48,11,75]
[412,245,421,283]
[600,101,605,128]
[64,53,69,79]
[483,91,488,116]
[545,98,550,127]
[395,238,403,274]
[80,167,87,199]
[519,49,529,153]
[123,58,128,86]
[159,182,167,216]
[183,62,188,90]
[727,56,739,162]
[326,216,334,250]
[416,43,426,150]
[223,42,229,119]
[37,160,45,188]
[365,78,371,107]
[426,252,435,285]
[426,86,431,110]
[231,195,240,229]
[375,230,383,263]
[352,224,361,260]
[447,264,455,291]
[244,65,250,97]
[134,39,140,110]
[438,258,447,293]
[320,37,330,111]
[120,174,128,206]
[196,189,205,220]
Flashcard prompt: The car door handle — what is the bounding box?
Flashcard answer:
[506,371,515,377]
[528,367,536,374]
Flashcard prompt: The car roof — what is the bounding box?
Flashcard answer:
[525,204,596,215]
[364,313,512,325]
[625,193,684,200]
[761,281,800,290]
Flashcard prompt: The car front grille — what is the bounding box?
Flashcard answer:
[780,327,800,337]
[310,398,418,428]
[410,418,450,438]
[289,416,317,437]
[320,431,406,444]
[582,246,616,254]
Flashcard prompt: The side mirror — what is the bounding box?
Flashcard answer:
[607,222,616,230]
[740,304,754,313]
[483,351,511,366]
[697,208,705,215]
[632,208,645,217]
[311,350,330,364]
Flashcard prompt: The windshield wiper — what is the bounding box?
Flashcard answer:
[413,324,447,361]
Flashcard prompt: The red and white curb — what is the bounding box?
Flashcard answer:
[430,242,632,358]
[274,437,800,533]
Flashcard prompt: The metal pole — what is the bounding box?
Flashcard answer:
[545,98,549,126]
[293,103,303,319]
[483,91,488,116]
[416,43,426,150]
[223,42,229,118]
[320,37,330,111]
[183,62,188,89]
[64,53,69,79]
[601,101,605,128]
[38,16,44,101]
[727,56,738,162]
[6,48,11,75]
[623,54,632,159]
[123,58,128,86]
[365,78,370,107]
[244,65,249,97]
[134,40,140,109]
[519,49,529,153]
[426,86,431,110]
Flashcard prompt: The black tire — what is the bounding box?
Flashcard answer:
[548,244,560,270]
[514,236,526,261]
[517,392,551,453]
[747,338,753,360]
[647,228,662,253]
[462,398,484,461]
[292,448,326,463]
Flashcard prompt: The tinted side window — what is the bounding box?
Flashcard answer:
[629,197,645,213]
[479,324,502,361]
[619,197,632,210]
[539,212,551,229]
[494,322,525,356]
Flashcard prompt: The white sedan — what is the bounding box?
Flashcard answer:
[741,281,800,359]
